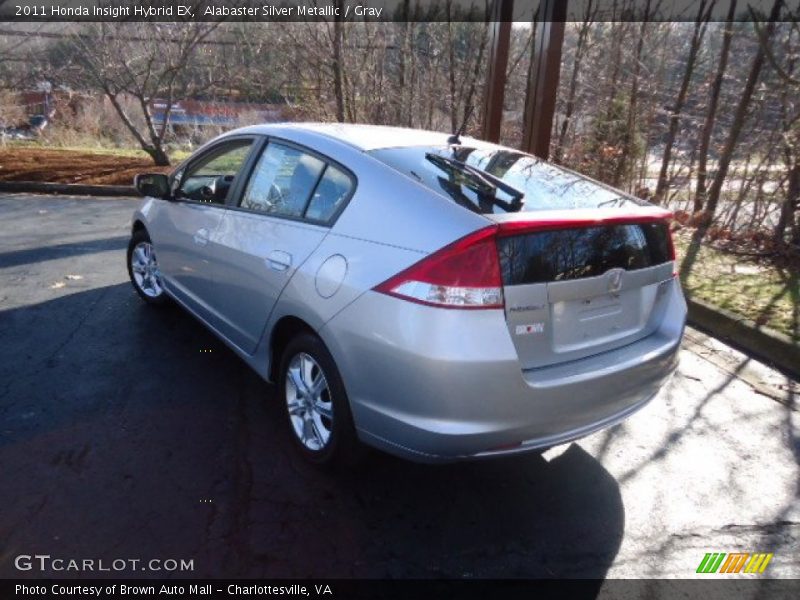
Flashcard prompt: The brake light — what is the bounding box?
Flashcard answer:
[374,226,504,309]
[494,211,674,236]
[666,223,677,276]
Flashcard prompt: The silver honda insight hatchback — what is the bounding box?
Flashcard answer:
[128,123,686,465]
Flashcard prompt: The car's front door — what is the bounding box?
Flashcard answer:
[149,138,257,325]
[212,140,355,353]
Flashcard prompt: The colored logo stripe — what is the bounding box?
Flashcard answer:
[697,553,726,573]
[719,553,749,573]
[744,553,773,573]
[697,552,774,574]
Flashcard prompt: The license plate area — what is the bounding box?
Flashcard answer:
[551,289,643,353]
[546,263,672,355]
[503,263,674,368]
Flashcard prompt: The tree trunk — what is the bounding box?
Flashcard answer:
[396,4,409,125]
[772,38,799,246]
[144,145,171,167]
[613,7,649,188]
[694,0,737,213]
[458,21,490,135]
[332,2,346,123]
[681,0,780,279]
[700,0,780,232]
[653,1,710,204]
[553,1,593,164]
[596,21,624,178]
[774,162,799,245]
[447,9,458,133]
[406,24,417,128]
[104,91,171,167]
[638,25,672,190]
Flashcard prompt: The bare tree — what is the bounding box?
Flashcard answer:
[553,0,596,164]
[680,0,782,276]
[614,0,653,188]
[699,0,782,230]
[331,0,346,123]
[65,20,220,165]
[694,0,737,213]
[653,0,714,204]
[757,14,800,246]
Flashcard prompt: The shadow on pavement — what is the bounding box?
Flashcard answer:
[0,236,129,269]
[0,284,624,583]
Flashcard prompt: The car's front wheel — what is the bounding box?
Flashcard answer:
[279,333,362,467]
[127,229,167,305]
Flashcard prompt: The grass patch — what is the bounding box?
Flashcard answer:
[6,140,147,157]
[4,140,192,163]
[675,231,799,342]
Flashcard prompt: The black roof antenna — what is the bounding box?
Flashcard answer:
[447,104,474,146]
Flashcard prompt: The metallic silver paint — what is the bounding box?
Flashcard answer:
[131,123,687,463]
[315,254,348,298]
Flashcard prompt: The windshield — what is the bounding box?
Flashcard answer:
[368,146,647,215]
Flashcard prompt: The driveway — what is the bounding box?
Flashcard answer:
[0,194,798,580]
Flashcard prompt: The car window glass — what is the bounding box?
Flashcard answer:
[305,165,352,222]
[369,146,645,214]
[177,140,253,205]
[240,143,325,218]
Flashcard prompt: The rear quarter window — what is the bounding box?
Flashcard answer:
[305,166,353,223]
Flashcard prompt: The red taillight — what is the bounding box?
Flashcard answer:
[374,226,504,309]
[666,224,677,276]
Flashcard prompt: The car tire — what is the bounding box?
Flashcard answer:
[127,229,168,306]
[279,332,363,467]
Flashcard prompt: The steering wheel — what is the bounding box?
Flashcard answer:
[266,182,285,209]
[198,178,217,202]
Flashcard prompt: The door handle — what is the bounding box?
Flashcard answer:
[193,228,209,246]
[266,250,292,272]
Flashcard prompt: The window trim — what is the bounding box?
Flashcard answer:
[226,135,357,227]
[170,135,264,209]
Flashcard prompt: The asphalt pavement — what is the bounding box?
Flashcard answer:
[0,194,798,581]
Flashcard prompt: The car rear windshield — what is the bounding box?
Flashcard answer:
[368,145,647,214]
[497,222,672,286]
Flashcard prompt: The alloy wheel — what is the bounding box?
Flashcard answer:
[285,352,334,451]
[130,241,164,298]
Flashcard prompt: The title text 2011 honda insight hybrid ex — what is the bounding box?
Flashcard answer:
[129,123,686,465]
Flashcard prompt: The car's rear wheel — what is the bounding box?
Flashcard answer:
[127,229,167,305]
[279,333,361,467]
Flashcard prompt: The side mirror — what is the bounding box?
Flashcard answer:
[134,173,171,200]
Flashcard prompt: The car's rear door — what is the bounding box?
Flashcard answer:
[494,213,675,369]
[148,137,258,325]
[212,139,355,354]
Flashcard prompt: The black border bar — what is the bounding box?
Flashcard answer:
[1,0,799,23]
[3,579,800,600]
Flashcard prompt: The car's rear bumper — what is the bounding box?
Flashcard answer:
[321,281,686,463]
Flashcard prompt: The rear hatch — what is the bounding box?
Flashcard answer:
[368,143,677,368]
[491,210,675,369]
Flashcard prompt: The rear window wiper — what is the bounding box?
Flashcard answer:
[425,152,525,211]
